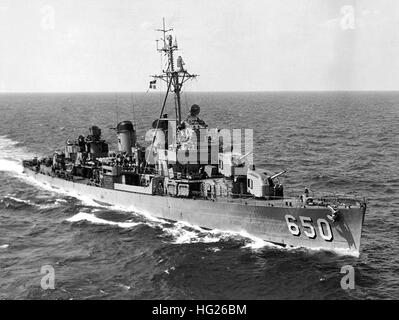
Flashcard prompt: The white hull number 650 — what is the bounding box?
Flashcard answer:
[285,215,333,241]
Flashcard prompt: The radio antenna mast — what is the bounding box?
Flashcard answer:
[152,18,198,125]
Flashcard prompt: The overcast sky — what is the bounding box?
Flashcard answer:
[0,0,398,92]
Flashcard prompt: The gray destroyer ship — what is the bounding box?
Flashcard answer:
[22,21,366,256]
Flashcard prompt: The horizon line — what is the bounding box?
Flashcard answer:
[1,89,399,94]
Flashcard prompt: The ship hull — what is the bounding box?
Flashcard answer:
[24,169,365,256]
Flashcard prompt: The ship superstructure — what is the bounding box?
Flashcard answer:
[22,20,366,256]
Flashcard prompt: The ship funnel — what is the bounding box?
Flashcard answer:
[117,121,136,155]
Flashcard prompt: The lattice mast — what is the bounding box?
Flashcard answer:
[152,18,198,125]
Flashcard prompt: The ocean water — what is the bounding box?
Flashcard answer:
[0,91,398,300]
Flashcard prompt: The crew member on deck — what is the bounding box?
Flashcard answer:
[303,188,313,205]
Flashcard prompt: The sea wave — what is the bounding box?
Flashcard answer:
[2,195,63,210]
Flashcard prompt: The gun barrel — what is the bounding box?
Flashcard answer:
[232,151,253,166]
[238,151,253,162]
[270,170,287,180]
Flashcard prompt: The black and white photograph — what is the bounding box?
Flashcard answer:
[0,0,398,305]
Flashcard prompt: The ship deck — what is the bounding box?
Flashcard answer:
[63,172,364,209]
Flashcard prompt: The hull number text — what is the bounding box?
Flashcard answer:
[285,215,333,241]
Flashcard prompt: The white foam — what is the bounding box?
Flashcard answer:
[157,219,282,249]
[5,196,32,205]
[37,203,62,210]
[0,136,35,175]
[0,244,9,249]
[17,173,162,225]
[238,232,359,256]
[66,212,141,229]
[160,221,224,244]
[234,230,281,250]
[184,225,360,256]
[0,137,61,207]
[3,195,62,210]
[156,218,272,247]
[0,158,24,174]
[295,245,360,258]
[105,202,165,224]
[207,247,221,253]
[18,174,100,208]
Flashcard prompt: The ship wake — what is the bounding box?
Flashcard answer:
[0,136,34,175]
